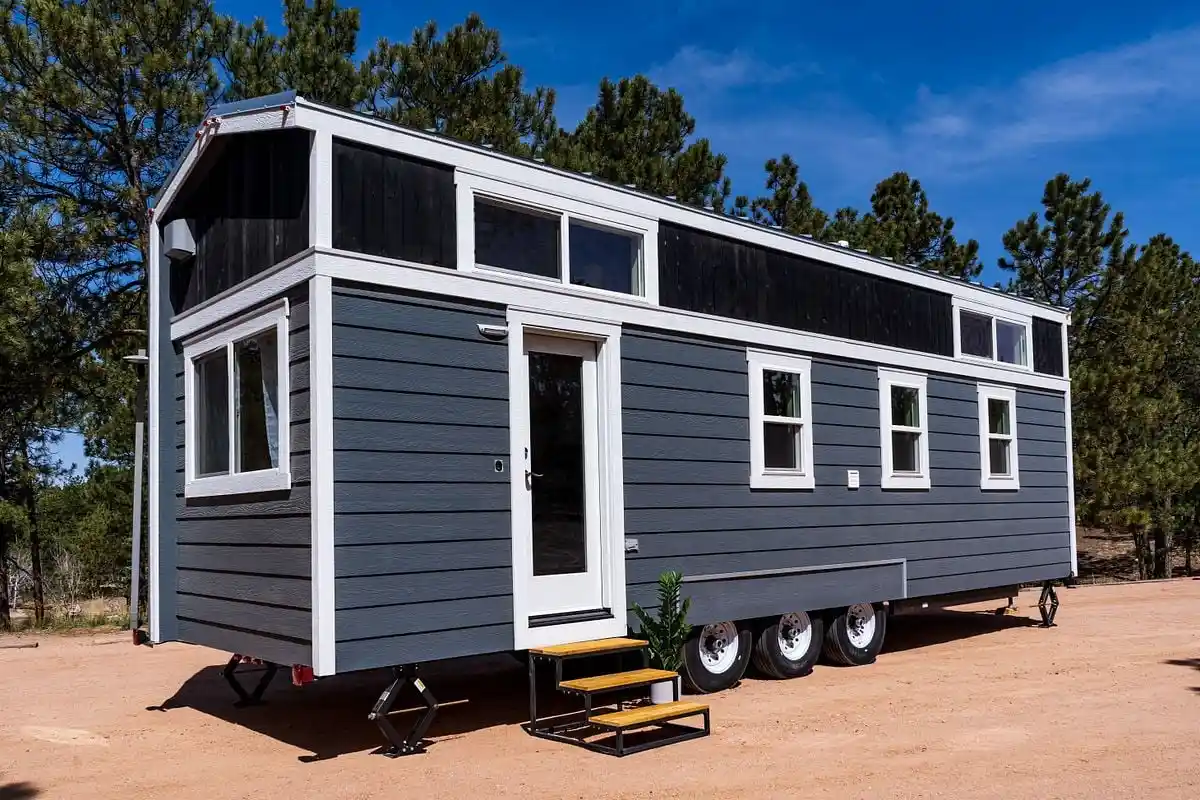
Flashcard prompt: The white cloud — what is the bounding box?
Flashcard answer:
[649,45,812,95]
[690,26,1200,186]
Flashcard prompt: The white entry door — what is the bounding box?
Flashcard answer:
[520,333,605,616]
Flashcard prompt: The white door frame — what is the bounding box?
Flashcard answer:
[507,307,627,649]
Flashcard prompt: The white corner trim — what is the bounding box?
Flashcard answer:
[298,100,1069,324]
[171,253,316,341]
[878,368,931,491]
[148,222,162,643]
[506,307,627,651]
[309,130,333,248]
[977,384,1020,491]
[314,249,1071,393]
[182,300,291,499]
[1061,321,1077,577]
[747,348,815,490]
[309,274,337,675]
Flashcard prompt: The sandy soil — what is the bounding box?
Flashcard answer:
[3,580,1200,800]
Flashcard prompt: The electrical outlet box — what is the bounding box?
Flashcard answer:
[625,537,639,553]
[847,469,860,489]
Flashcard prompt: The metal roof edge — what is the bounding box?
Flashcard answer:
[150,91,300,210]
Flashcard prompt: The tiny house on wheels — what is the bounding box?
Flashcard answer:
[147,91,1074,756]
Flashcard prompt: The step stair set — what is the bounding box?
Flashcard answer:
[527,637,710,756]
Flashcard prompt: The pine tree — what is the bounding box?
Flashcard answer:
[546,75,731,210]
[853,172,981,278]
[360,13,556,156]
[219,0,363,107]
[749,155,828,236]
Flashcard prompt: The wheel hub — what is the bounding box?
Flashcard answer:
[845,603,876,650]
[777,611,813,660]
[698,621,739,674]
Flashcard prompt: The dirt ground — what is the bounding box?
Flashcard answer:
[3,581,1200,800]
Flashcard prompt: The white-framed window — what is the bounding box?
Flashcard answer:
[183,300,291,498]
[878,368,930,490]
[747,349,815,489]
[954,299,1031,369]
[458,173,655,301]
[978,384,1020,490]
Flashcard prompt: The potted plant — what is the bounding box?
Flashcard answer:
[632,570,691,704]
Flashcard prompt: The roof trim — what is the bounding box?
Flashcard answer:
[295,96,1070,322]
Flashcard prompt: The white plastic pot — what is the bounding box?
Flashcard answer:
[649,675,681,704]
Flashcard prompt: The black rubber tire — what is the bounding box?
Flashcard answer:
[752,611,825,679]
[821,603,887,666]
[681,621,752,693]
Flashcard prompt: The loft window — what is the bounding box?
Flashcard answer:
[184,301,291,498]
[569,220,643,295]
[956,303,1030,367]
[978,385,1020,490]
[878,368,930,490]
[469,184,648,298]
[474,197,561,279]
[747,349,815,489]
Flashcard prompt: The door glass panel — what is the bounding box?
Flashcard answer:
[528,350,587,576]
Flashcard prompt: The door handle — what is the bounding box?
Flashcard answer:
[524,469,543,489]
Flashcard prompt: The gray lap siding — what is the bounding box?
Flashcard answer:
[171,288,312,667]
[330,284,513,673]
[622,327,1072,621]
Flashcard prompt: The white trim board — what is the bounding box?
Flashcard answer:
[316,248,1071,393]
[148,220,162,643]
[181,299,292,498]
[746,348,816,490]
[308,275,337,675]
[506,308,628,650]
[170,254,317,341]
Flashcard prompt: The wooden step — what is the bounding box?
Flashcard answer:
[528,637,648,658]
[589,701,709,731]
[558,668,678,695]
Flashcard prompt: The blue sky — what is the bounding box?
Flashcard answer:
[56,0,1200,475]
[218,0,1200,282]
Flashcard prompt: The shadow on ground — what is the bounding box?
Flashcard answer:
[0,783,40,800]
[881,608,1042,655]
[1163,658,1200,694]
[147,652,603,762]
[148,611,1043,761]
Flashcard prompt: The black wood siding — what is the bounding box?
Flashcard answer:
[167,129,311,313]
[658,222,955,356]
[332,139,456,268]
[1033,317,1065,376]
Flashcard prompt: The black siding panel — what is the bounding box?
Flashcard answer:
[1033,317,1065,376]
[658,221,954,356]
[331,139,456,268]
[166,130,311,313]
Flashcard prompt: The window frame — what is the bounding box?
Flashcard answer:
[977,384,1020,490]
[953,298,1033,371]
[878,368,931,490]
[747,348,815,490]
[183,299,292,498]
[457,172,658,303]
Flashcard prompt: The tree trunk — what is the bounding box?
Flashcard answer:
[1132,528,1149,580]
[0,469,10,631]
[27,486,44,625]
[1153,528,1169,579]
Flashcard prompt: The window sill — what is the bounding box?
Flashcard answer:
[981,476,1021,491]
[881,473,931,491]
[957,353,1033,373]
[185,469,292,499]
[751,471,815,490]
